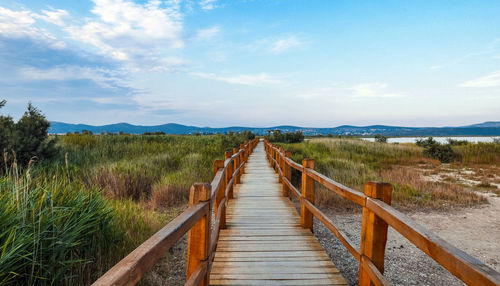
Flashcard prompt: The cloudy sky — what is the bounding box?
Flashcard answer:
[0,0,499,127]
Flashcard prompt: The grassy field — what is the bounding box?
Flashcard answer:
[281,138,498,211]
[0,133,251,285]
[2,133,497,284]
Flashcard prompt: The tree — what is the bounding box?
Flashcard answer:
[374,135,388,143]
[13,103,57,164]
[267,130,304,143]
[0,100,14,153]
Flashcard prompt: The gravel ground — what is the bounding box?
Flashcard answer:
[314,211,465,286]
[312,195,500,286]
[141,237,187,286]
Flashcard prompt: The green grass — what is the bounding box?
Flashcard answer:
[0,172,117,285]
[453,142,500,165]
[280,138,488,211]
[0,133,250,285]
[283,138,424,187]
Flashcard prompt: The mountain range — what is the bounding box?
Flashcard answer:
[49,121,500,136]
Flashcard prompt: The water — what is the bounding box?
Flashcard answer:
[363,136,500,144]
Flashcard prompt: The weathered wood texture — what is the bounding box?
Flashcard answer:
[210,142,347,286]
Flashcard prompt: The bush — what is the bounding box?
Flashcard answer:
[374,135,388,143]
[416,137,456,163]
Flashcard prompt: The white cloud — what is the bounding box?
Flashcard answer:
[194,72,282,86]
[351,82,400,98]
[0,6,66,48]
[270,35,304,54]
[245,35,306,55]
[33,9,69,26]
[17,66,129,89]
[66,0,183,62]
[461,71,500,88]
[195,26,219,41]
[200,0,217,10]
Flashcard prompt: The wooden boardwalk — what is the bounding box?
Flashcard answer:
[95,139,500,286]
[210,142,347,286]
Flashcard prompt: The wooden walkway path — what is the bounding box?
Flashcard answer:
[210,142,347,286]
[95,139,500,286]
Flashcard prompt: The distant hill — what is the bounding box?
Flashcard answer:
[464,121,500,128]
[49,121,500,136]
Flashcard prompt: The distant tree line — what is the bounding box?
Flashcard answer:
[266,130,304,143]
[1,100,57,168]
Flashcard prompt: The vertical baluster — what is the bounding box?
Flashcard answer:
[359,182,392,286]
[186,183,211,285]
[301,159,315,232]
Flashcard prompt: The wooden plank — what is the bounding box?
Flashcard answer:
[214,256,332,262]
[216,245,324,252]
[214,251,327,258]
[218,235,315,241]
[212,261,337,268]
[219,230,311,237]
[209,273,343,280]
[210,267,338,274]
[210,278,347,285]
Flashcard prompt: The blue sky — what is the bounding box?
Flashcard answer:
[0,0,499,127]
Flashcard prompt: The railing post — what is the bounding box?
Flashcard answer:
[277,147,283,183]
[214,160,226,229]
[239,144,245,175]
[300,159,315,232]
[233,148,240,184]
[283,151,292,198]
[273,145,278,171]
[187,183,211,285]
[270,145,274,167]
[359,182,392,286]
[224,151,234,199]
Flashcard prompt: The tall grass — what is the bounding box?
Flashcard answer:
[0,171,117,285]
[41,134,249,207]
[0,134,249,284]
[281,138,486,210]
[453,142,500,165]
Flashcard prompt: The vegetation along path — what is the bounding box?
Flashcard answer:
[210,142,347,285]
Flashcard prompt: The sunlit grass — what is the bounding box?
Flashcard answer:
[1,133,251,285]
[281,138,488,211]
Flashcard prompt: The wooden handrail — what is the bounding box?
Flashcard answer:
[92,202,209,286]
[93,138,258,286]
[367,198,500,286]
[263,139,500,286]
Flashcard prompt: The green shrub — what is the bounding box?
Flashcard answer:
[416,137,456,163]
[374,135,388,143]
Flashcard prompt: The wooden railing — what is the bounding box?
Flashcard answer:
[92,138,259,286]
[264,139,500,286]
